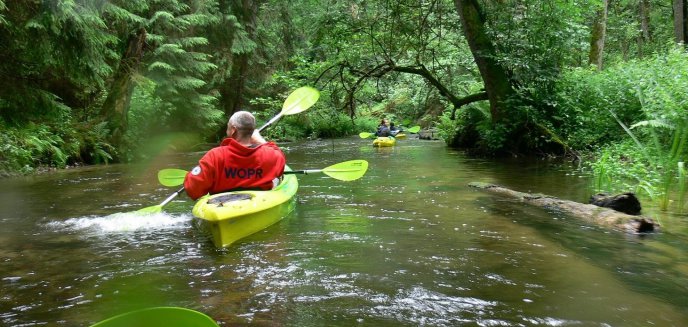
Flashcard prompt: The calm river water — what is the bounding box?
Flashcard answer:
[1,137,687,326]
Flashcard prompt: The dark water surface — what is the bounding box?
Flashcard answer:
[1,137,687,326]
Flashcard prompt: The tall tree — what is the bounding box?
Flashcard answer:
[638,0,651,57]
[453,0,515,122]
[221,0,260,117]
[0,1,113,123]
[675,0,688,44]
[589,0,609,69]
[99,0,221,153]
[99,28,147,148]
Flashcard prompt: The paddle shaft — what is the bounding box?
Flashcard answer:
[160,187,186,207]
[258,113,283,133]
[284,169,322,175]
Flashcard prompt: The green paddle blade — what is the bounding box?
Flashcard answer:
[158,168,188,187]
[259,86,320,132]
[282,86,320,115]
[136,204,163,214]
[91,307,218,327]
[359,132,374,139]
[406,125,421,133]
[322,159,369,181]
[158,168,186,186]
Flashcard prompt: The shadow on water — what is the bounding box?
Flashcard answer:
[0,137,687,326]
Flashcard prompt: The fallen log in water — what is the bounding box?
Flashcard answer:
[468,182,659,234]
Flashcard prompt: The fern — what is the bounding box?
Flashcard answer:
[178,36,209,47]
[149,61,177,72]
[231,29,258,54]
[149,10,175,24]
[0,0,7,26]
[630,119,674,130]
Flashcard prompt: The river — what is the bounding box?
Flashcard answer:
[1,137,687,326]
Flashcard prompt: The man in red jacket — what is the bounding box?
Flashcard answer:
[184,111,286,200]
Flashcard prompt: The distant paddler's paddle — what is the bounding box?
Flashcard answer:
[90,307,218,327]
[157,160,369,186]
[136,86,320,214]
[359,125,420,138]
[405,125,421,133]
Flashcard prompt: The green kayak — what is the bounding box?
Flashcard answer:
[91,307,218,327]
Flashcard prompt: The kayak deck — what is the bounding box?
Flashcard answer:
[192,167,298,248]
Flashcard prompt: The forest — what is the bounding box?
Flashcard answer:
[1,0,688,213]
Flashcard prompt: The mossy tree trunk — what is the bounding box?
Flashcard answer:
[589,0,609,70]
[99,28,147,153]
[218,0,261,138]
[638,0,651,57]
[453,0,516,124]
[674,0,688,45]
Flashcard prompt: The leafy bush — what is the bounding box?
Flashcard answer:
[567,46,688,212]
[0,122,70,175]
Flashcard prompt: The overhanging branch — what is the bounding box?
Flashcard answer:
[325,60,489,119]
[391,64,487,119]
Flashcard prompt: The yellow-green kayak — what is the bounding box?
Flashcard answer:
[373,136,396,147]
[192,166,298,248]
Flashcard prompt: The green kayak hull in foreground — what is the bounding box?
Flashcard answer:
[192,167,298,248]
[91,307,218,327]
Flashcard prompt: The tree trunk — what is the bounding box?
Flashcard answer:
[638,0,650,57]
[218,0,260,138]
[453,0,515,123]
[279,1,295,69]
[674,0,688,45]
[468,182,659,234]
[99,28,147,151]
[588,0,609,70]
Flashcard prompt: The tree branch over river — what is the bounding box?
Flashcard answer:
[317,60,487,119]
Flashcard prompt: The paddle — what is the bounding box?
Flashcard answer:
[258,86,320,132]
[406,125,421,133]
[359,125,421,138]
[289,159,369,181]
[136,86,320,214]
[157,160,369,187]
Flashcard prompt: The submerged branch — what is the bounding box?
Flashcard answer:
[468,182,659,234]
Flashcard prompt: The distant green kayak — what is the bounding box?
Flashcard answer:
[91,307,218,327]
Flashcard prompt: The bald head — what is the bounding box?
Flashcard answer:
[228,111,256,139]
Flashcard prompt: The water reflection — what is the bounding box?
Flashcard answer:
[0,138,687,326]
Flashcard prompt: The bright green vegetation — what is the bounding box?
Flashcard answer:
[1,1,687,213]
[561,48,688,213]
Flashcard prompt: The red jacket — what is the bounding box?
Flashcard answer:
[184,138,286,200]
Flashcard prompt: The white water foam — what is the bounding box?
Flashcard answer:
[46,212,192,233]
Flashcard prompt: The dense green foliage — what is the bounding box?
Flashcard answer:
[560,47,688,212]
[1,0,687,213]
